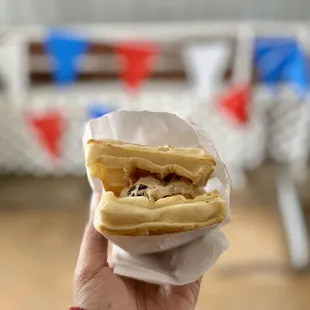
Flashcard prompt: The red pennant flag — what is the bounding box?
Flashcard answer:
[28,111,64,158]
[115,42,158,92]
[218,85,251,125]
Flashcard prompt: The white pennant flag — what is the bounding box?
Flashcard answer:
[0,33,29,105]
[183,42,231,101]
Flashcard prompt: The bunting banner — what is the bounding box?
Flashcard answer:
[44,29,90,86]
[115,42,158,92]
[254,37,308,96]
[183,42,231,100]
[87,102,115,119]
[27,111,64,159]
[218,85,251,125]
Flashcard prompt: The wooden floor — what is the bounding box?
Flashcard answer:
[1,172,310,310]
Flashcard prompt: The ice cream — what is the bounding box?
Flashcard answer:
[122,175,206,202]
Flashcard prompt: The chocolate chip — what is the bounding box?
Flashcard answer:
[127,186,136,196]
[163,174,181,183]
[138,184,148,190]
[127,184,149,198]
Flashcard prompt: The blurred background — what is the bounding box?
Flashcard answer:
[1,1,310,310]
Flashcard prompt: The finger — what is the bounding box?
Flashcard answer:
[171,277,202,304]
[77,193,109,267]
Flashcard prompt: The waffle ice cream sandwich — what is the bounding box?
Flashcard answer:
[86,139,227,236]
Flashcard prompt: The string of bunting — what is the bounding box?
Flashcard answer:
[21,27,309,161]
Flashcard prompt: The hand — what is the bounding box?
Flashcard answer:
[74,194,201,310]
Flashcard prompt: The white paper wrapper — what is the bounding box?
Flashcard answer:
[83,110,231,285]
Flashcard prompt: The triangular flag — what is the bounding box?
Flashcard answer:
[183,43,231,100]
[254,37,308,95]
[283,46,308,97]
[115,42,158,92]
[87,102,115,119]
[0,34,28,104]
[254,38,294,86]
[28,111,64,158]
[218,85,251,125]
[44,29,90,85]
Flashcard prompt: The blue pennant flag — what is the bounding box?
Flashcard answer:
[44,29,90,85]
[87,102,115,119]
[254,37,309,96]
[284,46,308,96]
